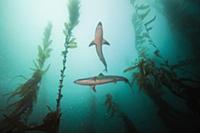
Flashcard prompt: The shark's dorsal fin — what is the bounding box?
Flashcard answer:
[98,73,104,77]
[89,40,96,47]
[103,39,110,45]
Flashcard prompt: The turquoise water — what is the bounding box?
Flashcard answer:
[0,0,200,133]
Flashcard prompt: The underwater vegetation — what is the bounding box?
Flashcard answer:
[0,0,80,132]
[0,22,53,133]
[104,93,138,133]
[127,0,200,132]
[28,0,80,133]
[0,0,200,132]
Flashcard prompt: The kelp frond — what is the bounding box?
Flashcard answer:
[67,0,80,30]
[0,23,53,132]
[33,22,53,71]
[128,1,200,130]
[27,108,61,133]
[104,94,138,132]
[27,1,80,133]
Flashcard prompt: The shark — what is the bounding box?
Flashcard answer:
[89,21,110,72]
[74,73,132,92]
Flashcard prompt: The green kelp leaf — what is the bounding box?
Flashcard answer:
[124,65,139,73]
[33,60,40,69]
[69,37,76,44]
[42,64,50,74]
[136,4,150,10]
[68,0,80,29]
[139,9,151,20]
[38,45,43,58]
[67,42,77,48]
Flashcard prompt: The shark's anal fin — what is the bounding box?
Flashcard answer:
[103,39,110,45]
[91,85,96,92]
[89,40,96,47]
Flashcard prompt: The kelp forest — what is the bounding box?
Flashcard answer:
[0,0,200,133]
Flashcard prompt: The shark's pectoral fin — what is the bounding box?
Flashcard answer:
[89,40,96,47]
[91,85,96,92]
[103,39,110,45]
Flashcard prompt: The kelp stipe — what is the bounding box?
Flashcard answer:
[56,0,80,130]
[27,1,80,133]
[57,0,80,113]
[0,23,53,133]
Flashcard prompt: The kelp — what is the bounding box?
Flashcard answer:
[26,0,80,133]
[104,94,118,118]
[129,0,200,131]
[104,93,138,133]
[132,1,157,58]
[27,106,61,133]
[56,0,80,113]
[0,23,53,133]
[118,112,138,133]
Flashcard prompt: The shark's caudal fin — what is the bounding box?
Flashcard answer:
[103,67,108,72]
[103,39,110,45]
[89,40,96,47]
[124,79,134,95]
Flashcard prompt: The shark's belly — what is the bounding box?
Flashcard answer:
[95,28,103,45]
[95,79,116,85]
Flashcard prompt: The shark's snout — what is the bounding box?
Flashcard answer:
[74,80,78,84]
[98,21,102,26]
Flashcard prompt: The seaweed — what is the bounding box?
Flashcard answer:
[104,94,118,118]
[26,0,80,133]
[104,93,138,133]
[56,0,80,114]
[27,106,61,133]
[0,23,53,133]
[129,0,200,131]
[118,112,138,133]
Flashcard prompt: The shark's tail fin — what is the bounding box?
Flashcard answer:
[103,67,108,72]
[124,78,134,95]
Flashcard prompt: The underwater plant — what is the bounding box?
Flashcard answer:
[104,93,118,118]
[0,23,53,133]
[56,0,80,113]
[104,93,138,133]
[128,0,200,132]
[27,0,80,133]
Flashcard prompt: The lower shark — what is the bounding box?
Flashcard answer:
[89,21,110,72]
[74,73,132,92]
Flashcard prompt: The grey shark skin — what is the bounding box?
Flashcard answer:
[74,74,131,92]
[89,21,110,72]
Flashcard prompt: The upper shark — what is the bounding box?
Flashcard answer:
[89,21,110,72]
